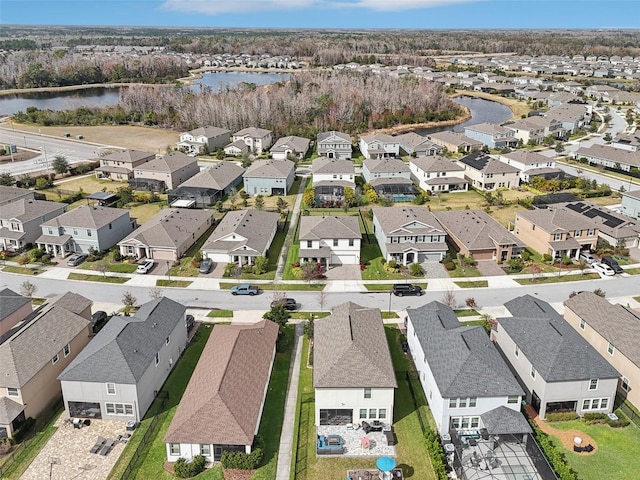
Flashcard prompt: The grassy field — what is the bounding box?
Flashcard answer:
[156,279,192,287]
[206,309,234,318]
[1,265,42,275]
[546,419,640,480]
[67,272,129,283]
[454,280,488,288]
[515,273,600,285]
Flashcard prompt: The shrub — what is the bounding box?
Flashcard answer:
[409,263,424,276]
[582,412,629,427]
[521,250,531,262]
[173,455,206,478]
[424,429,448,480]
[220,448,263,469]
[443,261,455,271]
[542,253,553,262]
[546,412,579,422]
[529,419,579,480]
[113,250,123,262]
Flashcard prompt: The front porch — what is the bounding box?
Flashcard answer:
[36,234,73,258]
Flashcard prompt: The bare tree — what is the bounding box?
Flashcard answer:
[96,259,109,278]
[441,289,456,309]
[20,280,37,298]
[149,287,163,300]
[317,289,327,313]
[122,291,137,314]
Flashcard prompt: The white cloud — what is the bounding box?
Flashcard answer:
[160,0,481,15]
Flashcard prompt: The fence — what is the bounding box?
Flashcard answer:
[405,371,426,433]
[119,391,169,480]
[617,400,640,429]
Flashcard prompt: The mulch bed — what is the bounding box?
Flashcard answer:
[223,468,257,480]
[524,405,598,455]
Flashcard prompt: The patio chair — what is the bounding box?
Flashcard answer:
[90,436,106,454]
[99,438,116,456]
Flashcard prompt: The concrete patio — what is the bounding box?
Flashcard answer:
[317,425,396,457]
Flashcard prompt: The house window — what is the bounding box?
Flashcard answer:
[52,354,59,365]
[582,399,590,410]
[109,223,112,230]
[7,387,19,397]
[574,230,581,237]
[458,398,467,408]
[579,319,586,330]
[360,409,367,419]
[369,409,377,419]
[449,398,457,408]
[514,345,520,357]
[607,343,614,355]
[87,230,92,236]
[531,366,536,379]
[364,388,372,399]
[468,397,477,408]
[600,398,609,409]
[63,344,71,357]
[155,352,160,366]
[553,233,563,241]
[201,444,211,456]
[73,229,78,235]
[589,379,598,390]
[622,377,630,392]
[166,336,170,346]
[349,239,354,247]
[471,417,479,428]
[507,395,519,404]
[106,383,116,395]
[588,229,595,236]
[307,240,312,248]
[451,417,461,429]
[48,228,53,234]
[379,409,387,419]
[170,444,180,456]
[333,239,338,247]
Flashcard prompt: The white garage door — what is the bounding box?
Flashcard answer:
[418,252,442,262]
[331,254,357,265]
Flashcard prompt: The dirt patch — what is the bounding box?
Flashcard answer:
[0,149,39,164]
[525,405,597,455]
[223,468,257,480]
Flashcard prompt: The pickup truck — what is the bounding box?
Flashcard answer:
[231,284,259,296]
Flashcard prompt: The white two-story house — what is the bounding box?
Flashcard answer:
[0,199,66,251]
[177,126,231,155]
[497,150,559,183]
[298,215,361,266]
[231,127,273,154]
[358,134,400,159]
[316,131,352,160]
[409,156,468,193]
[312,157,356,207]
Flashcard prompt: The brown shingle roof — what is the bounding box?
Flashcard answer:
[299,216,361,241]
[410,155,464,173]
[137,151,197,173]
[434,210,525,250]
[516,207,597,233]
[202,209,279,255]
[313,302,396,389]
[164,320,279,446]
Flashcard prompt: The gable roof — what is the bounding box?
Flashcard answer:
[58,297,185,385]
[395,132,440,151]
[202,209,280,255]
[186,126,230,138]
[372,207,444,235]
[363,157,409,174]
[312,157,356,175]
[560,202,640,239]
[233,127,272,139]
[299,216,361,241]
[564,292,640,369]
[458,152,520,174]
[244,159,295,178]
[407,301,523,398]
[118,209,212,249]
[427,131,483,148]
[410,155,464,173]
[313,302,396,389]
[434,210,525,250]
[137,151,197,173]
[499,295,619,382]
[177,162,245,191]
[163,320,279,446]
[499,150,552,167]
[317,130,351,144]
[0,186,35,205]
[465,123,513,136]
[40,205,130,230]
[0,292,91,388]
[360,133,396,144]
[101,149,155,164]
[270,135,310,154]
[515,206,597,233]
[0,396,25,425]
[0,199,65,223]
[0,288,31,321]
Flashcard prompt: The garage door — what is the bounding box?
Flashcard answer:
[319,409,353,425]
[331,254,357,265]
[152,249,176,261]
[418,252,442,262]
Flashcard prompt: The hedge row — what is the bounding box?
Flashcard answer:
[582,412,630,428]
[545,412,579,422]
[528,419,579,480]
[220,448,263,470]
[424,429,448,480]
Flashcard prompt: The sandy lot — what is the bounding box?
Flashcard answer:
[1,123,180,154]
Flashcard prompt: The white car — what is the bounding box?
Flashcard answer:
[579,251,597,264]
[591,262,615,276]
[136,260,155,274]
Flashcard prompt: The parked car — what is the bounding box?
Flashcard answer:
[231,284,259,296]
[67,253,88,266]
[579,251,597,264]
[592,262,615,276]
[199,258,213,274]
[136,260,155,274]
[392,284,424,297]
[270,298,298,310]
[90,311,109,334]
[186,314,195,330]
[601,256,623,274]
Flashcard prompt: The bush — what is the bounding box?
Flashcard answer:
[173,455,206,478]
[542,253,553,262]
[546,412,579,422]
[220,448,263,469]
[113,250,123,262]
[409,263,424,276]
[443,261,455,271]
[529,419,579,480]
[521,250,531,262]
[582,412,629,427]
[424,429,448,480]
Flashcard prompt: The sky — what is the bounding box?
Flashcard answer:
[1,0,639,29]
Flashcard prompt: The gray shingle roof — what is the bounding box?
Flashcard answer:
[313,302,396,389]
[499,150,551,166]
[164,320,279,446]
[202,209,279,256]
[499,295,620,382]
[564,292,640,369]
[407,301,523,398]
[270,135,310,154]
[58,297,185,384]
[299,216,361,241]
[101,149,155,164]
[312,157,356,175]
[515,207,596,233]
[0,288,31,322]
[244,159,295,178]
[480,406,532,435]
[360,133,396,144]
[458,154,520,174]
[434,210,525,250]
[177,162,244,190]
[137,151,197,173]
[0,186,35,204]
[0,199,66,223]
[40,205,130,229]
[233,127,272,139]
[363,157,409,174]
[410,155,464,173]
[427,131,483,148]
[317,130,351,144]
[187,126,230,138]
[0,397,25,425]
[372,206,444,235]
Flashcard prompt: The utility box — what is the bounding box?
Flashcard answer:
[5,144,17,153]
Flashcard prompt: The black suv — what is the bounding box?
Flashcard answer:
[392,284,423,297]
[91,311,109,334]
[601,256,623,274]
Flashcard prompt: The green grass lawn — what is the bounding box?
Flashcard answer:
[454,280,488,288]
[634,296,640,302]
[361,257,406,281]
[219,283,325,291]
[545,420,640,480]
[454,309,480,317]
[1,265,42,275]
[515,273,600,285]
[156,279,192,288]
[67,272,129,283]
[289,312,331,320]
[625,268,640,275]
[206,309,234,318]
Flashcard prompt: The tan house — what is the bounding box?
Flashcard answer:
[0,292,92,439]
[426,131,483,153]
[0,288,32,337]
[458,152,520,191]
[231,127,273,155]
[95,149,155,181]
[118,208,213,261]
[131,151,200,191]
[513,207,599,259]
[434,210,525,263]
[564,292,640,411]
[0,198,67,251]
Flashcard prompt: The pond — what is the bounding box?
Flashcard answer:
[417,96,513,135]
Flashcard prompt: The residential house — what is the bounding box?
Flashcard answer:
[544,104,591,134]
[0,288,31,338]
[37,205,136,258]
[561,201,640,248]
[463,123,518,149]
[504,116,565,145]
[395,132,443,157]
[409,156,468,193]
[362,158,410,183]
[167,162,244,208]
[316,131,352,160]
[312,157,356,206]
[164,320,279,462]
[231,127,273,154]
[1,292,92,439]
[299,216,361,266]
[574,144,640,173]
[612,133,640,152]
[372,207,447,264]
[314,302,396,426]
[497,151,563,183]
[564,292,640,411]
[426,131,483,153]
[0,199,66,251]
[223,139,251,157]
[358,134,400,159]
[58,297,188,422]
[0,186,38,206]
[492,295,620,420]
[458,151,520,191]
[177,126,231,155]
[243,159,295,196]
[202,209,279,266]
[118,208,213,262]
[406,301,525,435]
[513,207,599,259]
[621,190,640,220]
[95,149,155,181]
[131,151,200,191]
[434,210,525,263]
[270,135,310,160]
